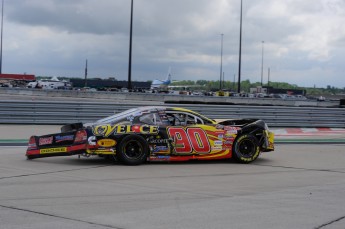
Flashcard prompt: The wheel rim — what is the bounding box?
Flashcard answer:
[237,139,256,158]
[122,140,144,160]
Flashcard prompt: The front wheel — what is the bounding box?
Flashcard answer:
[117,135,149,165]
[232,134,260,163]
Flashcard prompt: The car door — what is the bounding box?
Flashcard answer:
[165,111,230,158]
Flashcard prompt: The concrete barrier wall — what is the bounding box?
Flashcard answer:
[0,99,345,127]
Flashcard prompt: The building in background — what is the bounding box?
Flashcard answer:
[70,78,150,91]
[0,73,35,87]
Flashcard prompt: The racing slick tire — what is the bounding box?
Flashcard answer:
[232,134,260,163]
[117,135,149,165]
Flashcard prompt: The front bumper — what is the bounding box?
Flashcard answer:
[262,130,274,152]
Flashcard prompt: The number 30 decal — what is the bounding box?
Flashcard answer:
[168,127,211,153]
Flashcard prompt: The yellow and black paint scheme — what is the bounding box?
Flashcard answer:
[26,106,274,164]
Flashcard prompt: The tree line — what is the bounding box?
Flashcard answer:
[170,80,345,95]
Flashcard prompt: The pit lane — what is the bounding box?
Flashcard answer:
[1,142,345,228]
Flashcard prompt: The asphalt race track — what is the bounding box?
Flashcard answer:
[2,88,345,228]
[1,143,345,229]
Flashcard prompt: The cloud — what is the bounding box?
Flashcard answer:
[1,0,345,88]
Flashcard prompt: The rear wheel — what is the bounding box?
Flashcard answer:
[117,135,149,165]
[232,134,260,163]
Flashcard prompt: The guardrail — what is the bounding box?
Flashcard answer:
[0,100,344,128]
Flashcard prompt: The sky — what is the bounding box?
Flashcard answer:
[2,0,345,88]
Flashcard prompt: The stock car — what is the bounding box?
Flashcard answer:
[26,106,274,165]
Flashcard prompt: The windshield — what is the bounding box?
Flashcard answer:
[95,108,140,124]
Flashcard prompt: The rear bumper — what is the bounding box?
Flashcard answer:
[26,144,87,159]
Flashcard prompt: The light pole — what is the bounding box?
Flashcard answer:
[219,33,224,90]
[84,59,88,88]
[237,0,243,93]
[0,0,4,74]
[267,67,270,94]
[233,74,236,91]
[261,41,264,86]
[127,0,133,90]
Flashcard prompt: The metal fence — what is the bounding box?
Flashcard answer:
[0,100,344,128]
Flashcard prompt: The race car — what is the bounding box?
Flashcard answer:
[26,106,274,165]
